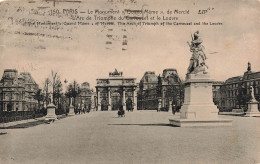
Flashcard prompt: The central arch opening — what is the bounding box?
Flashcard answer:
[111,92,122,110]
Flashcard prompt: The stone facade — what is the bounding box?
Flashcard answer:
[95,69,137,111]
[75,82,95,110]
[0,69,39,112]
[159,69,184,111]
[212,81,225,109]
[218,63,260,111]
[138,69,184,111]
[138,71,158,110]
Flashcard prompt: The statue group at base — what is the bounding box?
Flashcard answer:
[169,31,232,127]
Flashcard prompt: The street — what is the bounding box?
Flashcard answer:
[0,111,260,164]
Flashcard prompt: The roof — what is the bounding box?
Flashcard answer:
[244,71,260,80]
[213,81,225,85]
[225,76,242,84]
[140,71,158,84]
[163,68,177,72]
[4,69,18,73]
[81,82,90,88]
[20,72,37,84]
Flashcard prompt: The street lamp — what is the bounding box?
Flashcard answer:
[82,99,85,113]
[64,79,68,115]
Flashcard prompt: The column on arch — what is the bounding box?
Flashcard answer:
[162,87,166,108]
[18,102,23,111]
[96,87,101,111]
[4,103,7,111]
[13,102,16,111]
[122,87,126,110]
[108,87,111,111]
[133,87,137,111]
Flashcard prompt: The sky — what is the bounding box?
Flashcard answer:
[0,0,259,90]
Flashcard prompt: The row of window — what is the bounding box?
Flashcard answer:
[246,80,260,86]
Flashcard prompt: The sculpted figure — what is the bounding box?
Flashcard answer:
[247,62,251,72]
[50,93,53,103]
[193,30,199,40]
[187,31,208,74]
[187,48,199,74]
[250,86,257,102]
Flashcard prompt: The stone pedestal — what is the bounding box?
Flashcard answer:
[168,101,172,113]
[108,105,112,111]
[245,101,260,117]
[108,89,111,111]
[169,73,232,127]
[158,100,162,112]
[133,89,137,111]
[68,104,75,116]
[122,88,126,111]
[45,103,57,121]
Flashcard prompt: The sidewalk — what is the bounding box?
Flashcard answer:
[0,114,67,129]
[219,112,245,116]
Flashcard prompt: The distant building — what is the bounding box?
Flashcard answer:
[138,69,184,111]
[222,76,241,110]
[159,69,184,111]
[95,69,137,111]
[218,63,260,111]
[212,81,225,109]
[138,71,158,110]
[0,69,39,112]
[75,82,95,110]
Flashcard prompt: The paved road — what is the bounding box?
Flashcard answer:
[0,111,259,164]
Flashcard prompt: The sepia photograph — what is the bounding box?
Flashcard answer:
[0,0,259,163]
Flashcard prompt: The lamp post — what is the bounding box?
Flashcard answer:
[64,79,68,115]
[68,80,76,116]
[82,99,85,114]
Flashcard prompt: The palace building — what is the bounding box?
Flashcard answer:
[75,82,96,110]
[0,69,39,112]
[138,69,184,111]
[218,63,260,111]
[138,71,158,110]
[95,69,137,111]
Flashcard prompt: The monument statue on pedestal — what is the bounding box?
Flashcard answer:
[245,86,260,117]
[169,31,232,127]
[45,92,57,121]
[68,97,75,116]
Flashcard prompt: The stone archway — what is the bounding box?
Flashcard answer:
[7,102,12,112]
[111,92,121,110]
[101,99,108,111]
[126,98,133,111]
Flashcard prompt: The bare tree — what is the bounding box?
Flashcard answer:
[50,70,63,106]
[42,70,63,107]
[66,80,81,106]
[43,78,51,106]
[34,89,44,112]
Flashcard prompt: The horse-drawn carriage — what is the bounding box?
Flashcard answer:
[117,109,125,117]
